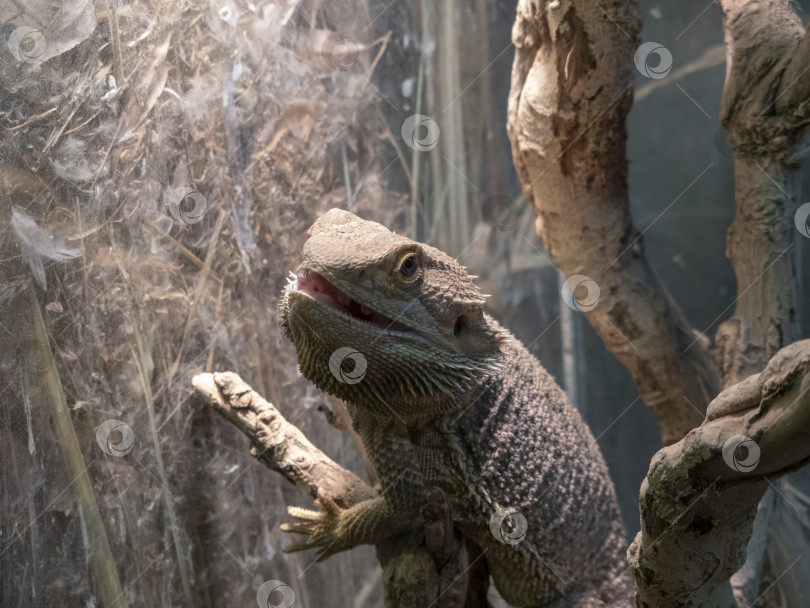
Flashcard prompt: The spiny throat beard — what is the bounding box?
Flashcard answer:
[280,271,500,419]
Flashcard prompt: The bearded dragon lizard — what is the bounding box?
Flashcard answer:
[280,209,632,607]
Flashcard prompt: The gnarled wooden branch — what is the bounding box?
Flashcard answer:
[508,0,810,603]
[628,339,810,606]
[507,0,719,445]
[192,372,474,608]
[712,2,810,602]
[192,372,376,506]
[714,0,808,389]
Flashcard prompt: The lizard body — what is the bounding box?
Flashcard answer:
[280,209,632,607]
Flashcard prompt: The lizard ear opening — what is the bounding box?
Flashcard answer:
[453,315,467,338]
[452,309,509,357]
[453,314,468,337]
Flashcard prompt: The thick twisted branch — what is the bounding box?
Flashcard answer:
[193,372,376,506]
[628,339,810,606]
[712,2,810,601]
[507,0,719,444]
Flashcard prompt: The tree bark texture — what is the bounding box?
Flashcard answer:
[507,0,720,446]
[714,0,808,388]
[627,340,810,607]
[507,0,810,605]
[709,2,809,603]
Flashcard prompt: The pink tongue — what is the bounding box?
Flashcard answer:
[296,270,410,332]
[298,270,349,311]
[310,271,334,294]
[298,270,337,296]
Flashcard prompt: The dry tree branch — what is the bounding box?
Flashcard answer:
[712,1,810,602]
[628,339,810,607]
[192,372,475,608]
[192,372,376,506]
[714,0,808,390]
[507,0,810,604]
[507,0,719,445]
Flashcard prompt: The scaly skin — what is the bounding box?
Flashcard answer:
[280,209,632,607]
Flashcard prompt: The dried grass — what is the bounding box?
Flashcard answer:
[0,0,533,606]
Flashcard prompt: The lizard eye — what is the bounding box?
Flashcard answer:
[397,252,420,282]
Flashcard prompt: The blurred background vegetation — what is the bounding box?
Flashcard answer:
[1,0,808,606]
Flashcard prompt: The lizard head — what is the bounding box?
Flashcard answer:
[281,208,505,419]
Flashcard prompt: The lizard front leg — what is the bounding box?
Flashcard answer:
[282,415,424,561]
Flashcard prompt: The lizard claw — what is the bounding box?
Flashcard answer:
[281,493,345,561]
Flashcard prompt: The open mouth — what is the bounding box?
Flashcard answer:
[293,269,413,333]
